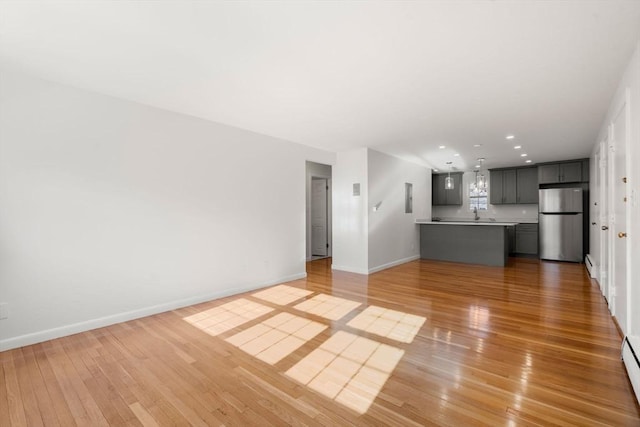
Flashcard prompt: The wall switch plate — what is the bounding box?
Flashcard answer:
[0,303,8,320]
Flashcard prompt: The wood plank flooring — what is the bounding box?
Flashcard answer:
[1,257,639,425]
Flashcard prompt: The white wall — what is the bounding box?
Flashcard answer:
[629,43,640,338]
[332,148,431,274]
[367,149,430,273]
[591,40,640,337]
[332,149,368,274]
[305,161,332,260]
[0,70,335,350]
[432,171,539,222]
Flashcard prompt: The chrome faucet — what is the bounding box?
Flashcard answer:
[473,206,480,221]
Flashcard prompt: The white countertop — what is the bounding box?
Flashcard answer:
[415,220,519,226]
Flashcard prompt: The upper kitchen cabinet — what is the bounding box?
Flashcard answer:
[516,167,539,203]
[538,160,587,184]
[432,172,463,206]
[490,169,516,204]
[490,166,538,204]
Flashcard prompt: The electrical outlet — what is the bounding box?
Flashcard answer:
[0,303,8,320]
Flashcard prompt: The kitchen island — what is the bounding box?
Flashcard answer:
[416,220,518,266]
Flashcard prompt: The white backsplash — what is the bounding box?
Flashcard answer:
[432,204,539,223]
[432,171,539,223]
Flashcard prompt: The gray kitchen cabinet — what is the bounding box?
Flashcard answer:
[503,169,517,203]
[581,159,590,182]
[490,169,516,204]
[516,167,538,203]
[489,170,503,205]
[515,223,538,255]
[490,167,535,204]
[538,161,583,184]
[507,225,516,255]
[432,173,463,206]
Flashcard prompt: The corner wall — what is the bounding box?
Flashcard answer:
[332,148,431,274]
[367,149,431,272]
[332,149,368,274]
[0,70,335,350]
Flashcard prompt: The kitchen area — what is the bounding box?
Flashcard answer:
[418,158,590,266]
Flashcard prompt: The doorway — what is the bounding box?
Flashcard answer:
[306,161,332,261]
[598,139,610,304]
[610,91,630,335]
[311,178,328,257]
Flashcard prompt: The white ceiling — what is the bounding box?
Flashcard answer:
[2,1,640,171]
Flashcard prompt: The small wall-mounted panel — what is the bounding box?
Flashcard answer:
[405,183,413,213]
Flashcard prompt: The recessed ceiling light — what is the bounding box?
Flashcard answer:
[453,153,460,157]
[525,160,532,163]
[521,153,528,157]
[475,164,481,168]
[514,145,522,149]
[506,135,515,140]
[434,168,439,172]
[473,144,482,147]
[439,145,446,149]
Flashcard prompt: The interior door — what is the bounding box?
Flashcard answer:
[611,93,629,335]
[311,178,328,257]
[600,139,610,303]
[592,143,602,293]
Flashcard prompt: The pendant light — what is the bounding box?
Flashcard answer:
[476,158,487,192]
[445,162,454,190]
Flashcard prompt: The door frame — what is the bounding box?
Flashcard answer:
[311,177,329,257]
[305,161,332,261]
[608,89,631,334]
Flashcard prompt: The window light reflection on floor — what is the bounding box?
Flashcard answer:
[252,284,314,305]
[182,298,273,336]
[286,331,405,414]
[347,305,426,343]
[225,312,327,364]
[294,293,361,321]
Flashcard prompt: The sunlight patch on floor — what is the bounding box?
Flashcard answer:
[225,312,327,364]
[285,331,404,414]
[252,284,314,305]
[347,305,426,343]
[183,298,273,336]
[293,293,361,320]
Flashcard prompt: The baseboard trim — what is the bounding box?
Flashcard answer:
[331,264,369,275]
[0,272,307,352]
[331,255,420,276]
[585,254,598,279]
[622,336,640,405]
[368,255,420,274]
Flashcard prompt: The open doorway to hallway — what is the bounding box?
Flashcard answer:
[306,161,332,262]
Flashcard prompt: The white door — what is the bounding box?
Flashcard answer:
[311,178,328,257]
[599,139,610,303]
[610,93,629,335]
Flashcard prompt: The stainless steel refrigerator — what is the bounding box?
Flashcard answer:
[539,188,583,262]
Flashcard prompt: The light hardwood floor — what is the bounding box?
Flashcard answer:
[1,257,639,426]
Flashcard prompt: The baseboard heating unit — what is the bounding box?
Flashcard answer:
[622,336,640,404]
[585,254,597,278]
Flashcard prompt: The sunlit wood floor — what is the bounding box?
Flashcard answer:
[2,257,639,426]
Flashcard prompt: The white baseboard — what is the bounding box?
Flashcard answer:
[331,264,369,275]
[332,255,420,276]
[585,254,598,279]
[0,272,306,352]
[623,336,640,405]
[368,255,420,274]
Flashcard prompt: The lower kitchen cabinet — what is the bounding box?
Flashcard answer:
[515,223,538,255]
